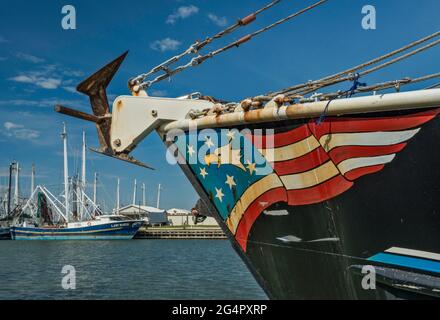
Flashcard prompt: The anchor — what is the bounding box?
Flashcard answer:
[54,51,155,170]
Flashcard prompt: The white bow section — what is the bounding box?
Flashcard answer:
[110,95,213,153]
[110,89,440,154]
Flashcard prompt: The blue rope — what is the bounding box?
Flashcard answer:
[316,99,333,125]
[316,74,367,125]
[347,73,367,97]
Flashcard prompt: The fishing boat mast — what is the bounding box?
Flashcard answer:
[142,183,146,206]
[93,172,98,204]
[132,179,137,205]
[7,161,14,216]
[81,131,86,220]
[62,123,69,221]
[31,163,35,197]
[116,178,120,214]
[156,184,162,209]
[14,162,19,206]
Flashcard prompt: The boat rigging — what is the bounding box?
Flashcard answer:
[129,0,329,94]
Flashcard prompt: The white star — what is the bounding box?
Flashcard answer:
[246,161,257,175]
[205,137,215,148]
[225,175,236,189]
[215,187,225,202]
[200,167,208,179]
[187,144,195,157]
[226,130,236,140]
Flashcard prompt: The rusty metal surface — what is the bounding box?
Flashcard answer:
[57,52,156,170]
[77,51,129,153]
[89,147,154,170]
[55,105,103,123]
[162,88,440,133]
[239,13,257,25]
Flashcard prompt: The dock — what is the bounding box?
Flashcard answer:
[135,226,227,239]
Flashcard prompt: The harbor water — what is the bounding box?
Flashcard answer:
[0,240,267,300]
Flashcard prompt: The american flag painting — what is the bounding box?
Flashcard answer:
[174,108,440,252]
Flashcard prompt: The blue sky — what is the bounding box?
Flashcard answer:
[0,0,439,211]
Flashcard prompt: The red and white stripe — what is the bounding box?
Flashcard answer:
[233,108,440,252]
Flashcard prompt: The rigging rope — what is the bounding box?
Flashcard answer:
[292,37,440,97]
[129,0,281,89]
[131,0,329,93]
[247,0,328,39]
[315,72,440,100]
[272,30,440,97]
[426,82,440,89]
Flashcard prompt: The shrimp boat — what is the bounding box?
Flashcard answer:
[56,1,440,299]
[11,125,143,240]
[10,215,143,240]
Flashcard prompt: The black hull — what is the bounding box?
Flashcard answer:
[174,107,440,299]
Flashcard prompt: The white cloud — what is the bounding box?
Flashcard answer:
[2,122,40,140]
[37,78,62,89]
[166,5,199,25]
[0,99,49,107]
[0,98,88,109]
[63,86,77,93]
[9,74,62,90]
[4,122,23,130]
[9,58,83,91]
[16,52,44,63]
[0,56,7,61]
[150,38,182,52]
[208,13,228,27]
[0,36,8,43]
[11,128,40,140]
[63,69,84,77]
[9,75,34,84]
